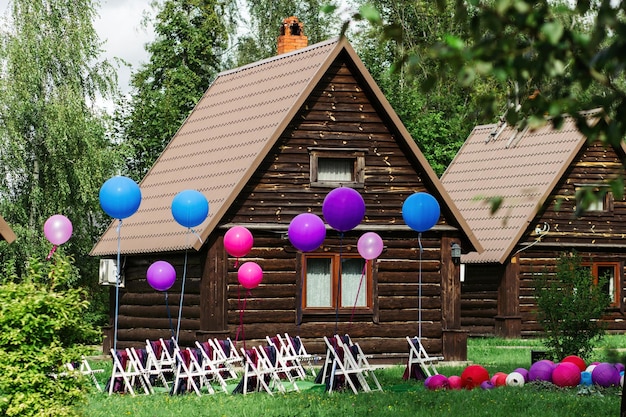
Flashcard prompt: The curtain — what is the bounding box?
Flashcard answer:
[341,258,366,308]
[317,158,353,181]
[306,258,332,307]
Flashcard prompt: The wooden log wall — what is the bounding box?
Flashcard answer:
[460,264,500,336]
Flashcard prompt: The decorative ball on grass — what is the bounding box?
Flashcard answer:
[552,362,581,388]
[505,371,525,387]
[447,375,462,390]
[513,368,529,382]
[592,362,621,387]
[424,376,432,388]
[561,355,586,372]
[490,372,508,387]
[614,363,625,374]
[621,372,624,388]
[461,365,489,390]
[580,371,592,386]
[529,360,554,382]
[426,374,449,390]
[480,380,495,390]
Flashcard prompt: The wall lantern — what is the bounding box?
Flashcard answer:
[451,243,462,265]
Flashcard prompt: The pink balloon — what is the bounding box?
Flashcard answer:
[238,261,263,289]
[357,232,383,260]
[224,226,254,258]
[43,215,73,245]
[146,261,176,292]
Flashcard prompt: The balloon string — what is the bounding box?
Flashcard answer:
[176,230,191,344]
[348,261,367,333]
[418,232,423,341]
[190,228,203,244]
[335,232,344,336]
[114,220,123,352]
[236,287,248,351]
[234,258,239,269]
[165,292,175,340]
[46,245,57,261]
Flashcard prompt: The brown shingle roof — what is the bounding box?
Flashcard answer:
[91,37,481,256]
[441,113,607,264]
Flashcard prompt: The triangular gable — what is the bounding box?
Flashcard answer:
[91,37,480,256]
[441,112,619,264]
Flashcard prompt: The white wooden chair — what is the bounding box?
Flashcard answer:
[144,339,174,389]
[237,346,278,395]
[266,335,307,380]
[194,341,233,393]
[405,336,444,379]
[321,335,371,394]
[56,356,104,392]
[107,348,151,396]
[255,344,301,392]
[280,333,321,376]
[203,339,239,380]
[128,347,155,394]
[172,347,211,396]
[340,335,383,392]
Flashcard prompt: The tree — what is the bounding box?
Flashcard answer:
[232,0,340,66]
[0,0,120,291]
[121,0,236,180]
[534,252,610,360]
[350,0,502,174]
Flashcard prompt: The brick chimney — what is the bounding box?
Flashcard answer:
[277,16,308,55]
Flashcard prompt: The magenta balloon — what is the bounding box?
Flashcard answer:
[146,261,176,292]
[43,214,73,245]
[224,226,254,258]
[288,213,326,252]
[322,187,365,232]
[357,232,383,260]
[238,261,263,290]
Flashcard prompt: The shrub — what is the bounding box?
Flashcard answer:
[534,252,611,361]
[0,254,98,416]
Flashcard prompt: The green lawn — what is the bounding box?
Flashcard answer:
[80,336,625,417]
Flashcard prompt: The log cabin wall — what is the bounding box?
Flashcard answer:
[460,264,501,336]
[518,141,626,335]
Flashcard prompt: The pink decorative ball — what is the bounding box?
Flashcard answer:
[447,375,462,390]
[529,360,554,382]
[426,374,449,390]
[561,355,586,372]
[461,365,489,390]
[592,362,621,387]
[552,362,581,387]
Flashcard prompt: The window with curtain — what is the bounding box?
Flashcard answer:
[303,254,372,312]
[309,148,365,187]
[582,262,620,307]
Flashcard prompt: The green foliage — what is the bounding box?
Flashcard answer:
[534,252,610,361]
[120,0,236,180]
[0,254,98,417]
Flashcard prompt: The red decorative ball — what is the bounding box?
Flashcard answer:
[490,372,507,387]
[552,362,581,387]
[561,355,586,372]
[461,365,490,390]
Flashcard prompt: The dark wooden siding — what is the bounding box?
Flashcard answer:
[461,264,501,336]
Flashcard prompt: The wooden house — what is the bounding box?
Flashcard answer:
[91,21,481,361]
[441,111,626,338]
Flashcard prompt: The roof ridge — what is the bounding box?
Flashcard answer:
[217,37,341,78]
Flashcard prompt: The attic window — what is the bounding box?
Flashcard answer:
[575,184,613,215]
[309,148,365,188]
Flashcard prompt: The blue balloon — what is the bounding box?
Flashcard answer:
[402,192,440,232]
[171,189,209,228]
[99,176,142,219]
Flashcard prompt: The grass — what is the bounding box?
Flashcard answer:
[80,336,626,417]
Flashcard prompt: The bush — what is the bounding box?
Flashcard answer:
[0,254,98,416]
[534,252,611,361]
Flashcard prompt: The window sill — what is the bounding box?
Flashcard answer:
[310,181,364,189]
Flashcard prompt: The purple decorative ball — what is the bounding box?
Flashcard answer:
[592,362,621,387]
[529,360,555,382]
[480,380,495,390]
[513,367,529,382]
[614,363,625,374]
[552,362,581,387]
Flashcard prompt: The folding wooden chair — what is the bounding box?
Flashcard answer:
[128,347,155,394]
[107,348,151,396]
[284,334,321,376]
[266,335,307,380]
[172,347,212,396]
[203,339,239,380]
[235,347,277,395]
[256,344,301,392]
[321,335,370,394]
[144,339,173,389]
[340,335,383,392]
[404,336,444,380]
[194,341,233,393]
[56,356,104,392]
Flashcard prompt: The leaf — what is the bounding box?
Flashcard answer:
[358,4,382,25]
[541,22,564,45]
[321,3,338,14]
[444,34,465,50]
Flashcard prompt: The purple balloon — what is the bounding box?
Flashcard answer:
[288,213,326,252]
[147,261,176,292]
[322,187,365,232]
[357,232,383,260]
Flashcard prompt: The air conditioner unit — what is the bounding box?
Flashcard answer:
[98,259,124,287]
